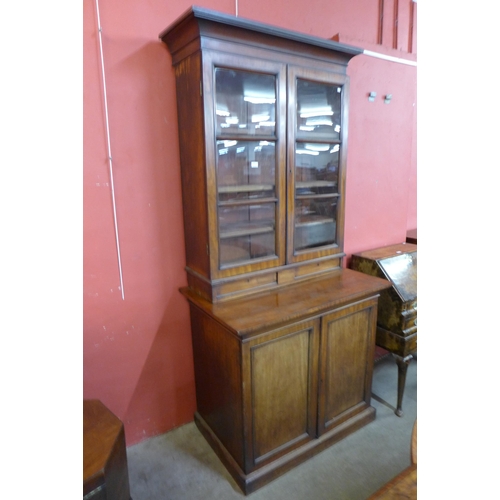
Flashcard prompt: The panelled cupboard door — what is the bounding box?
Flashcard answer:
[286,66,348,264]
[242,318,320,470]
[202,51,287,279]
[317,297,378,435]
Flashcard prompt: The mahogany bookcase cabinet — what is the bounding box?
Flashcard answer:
[160,7,391,494]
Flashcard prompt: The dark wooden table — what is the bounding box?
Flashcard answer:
[406,228,417,244]
[368,464,417,499]
[369,419,417,498]
[83,400,131,500]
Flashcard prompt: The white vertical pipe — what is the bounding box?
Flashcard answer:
[95,0,125,300]
[235,0,238,16]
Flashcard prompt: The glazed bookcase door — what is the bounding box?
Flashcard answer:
[287,66,348,264]
[203,52,287,279]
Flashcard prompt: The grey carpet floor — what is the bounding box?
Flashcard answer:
[127,354,417,499]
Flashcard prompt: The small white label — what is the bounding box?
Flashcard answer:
[251,161,259,168]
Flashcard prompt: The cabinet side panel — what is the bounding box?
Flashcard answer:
[321,301,376,429]
[174,52,210,279]
[189,305,244,468]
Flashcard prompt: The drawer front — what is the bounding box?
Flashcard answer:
[376,328,417,357]
[403,299,417,314]
[377,293,417,332]
[401,311,417,334]
[406,332,417,353]
[379,303,416,335]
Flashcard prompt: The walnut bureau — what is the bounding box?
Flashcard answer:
[350,243,417,416]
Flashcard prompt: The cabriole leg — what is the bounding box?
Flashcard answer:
[393,354,413,417]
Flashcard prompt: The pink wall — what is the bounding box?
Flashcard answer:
[83,0,417,446]
[342,39,417,257]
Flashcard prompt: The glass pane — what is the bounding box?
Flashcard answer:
[219,203,276,266]
[294,199,337,251]
[217,140,276,201]
[219,203,275,239]
[220,233,276,266]
[295,143,339,195]
[296,79,341,140]
[216,69,276,136]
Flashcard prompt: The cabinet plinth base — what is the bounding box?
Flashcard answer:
[194,407,376,495]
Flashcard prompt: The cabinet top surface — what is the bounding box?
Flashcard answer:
[159,6,363,57]
[182,269,391,337]
[352,243,417,262]
[83,400,123,481]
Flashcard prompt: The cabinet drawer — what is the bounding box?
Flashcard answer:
[378,302,417,334]
[376,328,417,357]
[400,311,417,335]
[404,299,417,313]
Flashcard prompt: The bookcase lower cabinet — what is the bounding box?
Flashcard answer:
[182,278,383,495]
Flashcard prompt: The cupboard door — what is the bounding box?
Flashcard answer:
[243,319,320,470]
[318,297,378,434]
[203,52,287,278]
[287,66,348,264]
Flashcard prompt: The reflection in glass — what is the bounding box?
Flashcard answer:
[220,233,276,266]
[216,69,276,136]
[295,143,339,195]
[219,202,276,266]
[217,140,276,200]
[296,79,341,140]
[294,198,337,250]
